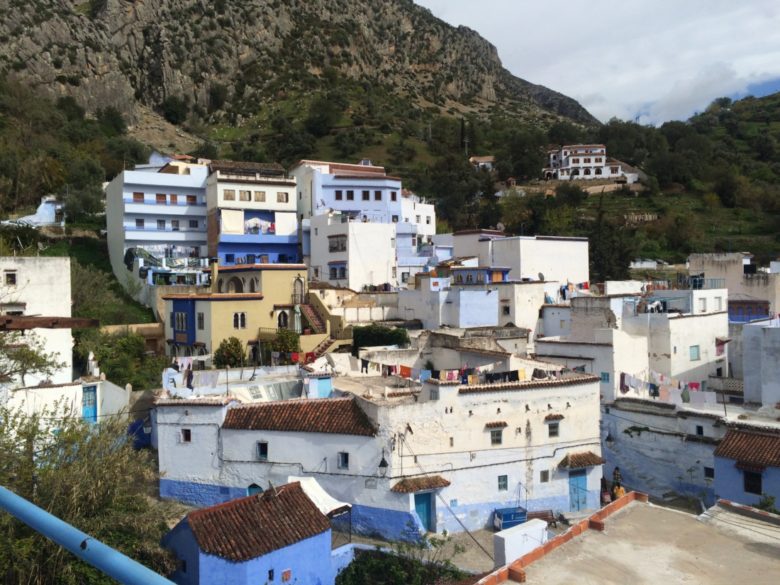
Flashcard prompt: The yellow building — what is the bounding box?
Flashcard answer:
[162,264,329,363]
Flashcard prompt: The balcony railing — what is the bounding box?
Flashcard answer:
[125,226,207,233]
[125,198,206,206]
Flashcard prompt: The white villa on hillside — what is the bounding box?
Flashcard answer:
[543,144,639,183]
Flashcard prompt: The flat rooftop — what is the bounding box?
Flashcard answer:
[522,503,780,585]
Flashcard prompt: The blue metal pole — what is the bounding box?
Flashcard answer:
[0,486,174,585]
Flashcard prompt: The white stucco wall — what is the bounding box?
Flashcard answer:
[742,318,780,406]
[485,237,589,284]
[5,380,129,419]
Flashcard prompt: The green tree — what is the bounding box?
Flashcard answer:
[271,329,300,354]
[589,196,636,282]
[0,331,63,386]
[214,336,246,368]
[0,404,176,583]
[160,96,189,125]
[352,325,409,356]
[75,330,167,391]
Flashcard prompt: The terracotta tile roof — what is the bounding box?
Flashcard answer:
[558,451,605,469]
[155,397,236,407]
[187,482,329,561]
[391,475,451,493]
[714,429,780,469]
[545,413,565,421]
[222,397,376,437]
[485,421,508,429]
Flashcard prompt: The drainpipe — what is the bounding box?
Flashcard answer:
[0,486,174,585]
[210,258,219,293]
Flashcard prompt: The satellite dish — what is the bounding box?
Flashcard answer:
[538,272,545,281]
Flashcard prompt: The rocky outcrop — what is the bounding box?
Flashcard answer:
[0,0,597,125]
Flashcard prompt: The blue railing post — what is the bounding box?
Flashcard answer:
[0,486,174,585]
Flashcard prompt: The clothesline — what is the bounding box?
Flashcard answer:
[619,370,717,405]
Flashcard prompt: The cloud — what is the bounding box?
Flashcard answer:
[415,0,780,124]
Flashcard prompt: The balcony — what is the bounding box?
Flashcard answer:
[124,199,207,216]
[219,232,297,245]
[125,227,207,243]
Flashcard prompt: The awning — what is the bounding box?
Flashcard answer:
[391,475,451,493]
[485,421,508,429]
[287,476,351,517]
[545,413,565,421]
[558,451,605,469]
[716,337,732,344]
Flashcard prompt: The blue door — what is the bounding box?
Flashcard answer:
[247,484,263,496]
[414,493,433,532]
[82,386,97,423]
[568,469,588,512]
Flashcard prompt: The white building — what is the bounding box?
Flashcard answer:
[742,318,780,408]
[0,257,73,385]
[105,161,211,296]
[2,378,129,422]
[309,213,398,290]
[205,160,299,266]
[155,356,603,540]
[543,144,639,183]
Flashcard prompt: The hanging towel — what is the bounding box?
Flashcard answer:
[467,374,477,385]
[411,368,420,380]
[648,383,659,398]
[420,370,432,382]
[518,369,526,381]
[681,387,691,403]
[305,352,315,364]
[399,365,412,378]
[688,382,700,391]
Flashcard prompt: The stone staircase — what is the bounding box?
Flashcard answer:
[311,336,336,360]
[300,304,327,334]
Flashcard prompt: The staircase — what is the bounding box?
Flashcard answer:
[311,336,335,360]
[300,304,327,334]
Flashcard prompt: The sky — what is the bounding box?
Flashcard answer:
[415,0,780,125]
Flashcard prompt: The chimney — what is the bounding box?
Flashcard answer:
[210,259,219,293]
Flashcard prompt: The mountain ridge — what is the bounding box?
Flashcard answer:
[0,0,597,134]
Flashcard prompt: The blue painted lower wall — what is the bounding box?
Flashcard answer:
[351,504,423,542]
[218,242,298,265]
[160,479,246,507]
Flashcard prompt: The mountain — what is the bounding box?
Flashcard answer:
[0,0,597,142]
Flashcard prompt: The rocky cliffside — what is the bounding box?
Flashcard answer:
[0,0,597,126]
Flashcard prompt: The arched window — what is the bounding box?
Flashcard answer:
[217,279,223,293]
[249,279,257,293]
[278,311,289,329]
[247,483,263,496]
[227,277,243,293]
[293,277,304,304]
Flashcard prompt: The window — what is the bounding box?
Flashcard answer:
[171,219,180,231]
[4,271,17,286]
[390,237,395,248]
[277,192,289,203]
[490,429,503,445]
[330,267,337,279]
[704,466,714,479]
[548,422,560,438]
[189,220,199,229]
[135,219,144,229]
[180,429,191,443]
[254,191,266,202]
[257,441,268,461]
[600,372,610,383]
[698,298,707,313]
[329,235,347,252]
[401,272,409,283]
[502,306,511,316]
[338,266,347,279]
[239,190,251,201]
[362,190,370,201]
[411,237,417,247]
[157,219,166,230]
[156,193,166,204]
[337,452,350,469]
[197,312,204,330]
[689,345,701,361]
[225,254,235,264]
[170,194,178,205]
[449,437,454,447]
[169,312,174,329]
[429,387,439,400]
[374,190,382,201]
[715,297,722,311]
[268,570,274,581]
[416,215,421,223]
[335,190,343,201]
[426,216,431,225]
[392,266,397,279]
[743,470,762,495]
[391,191,397,201]
[346,190,354,201]
[540,470,550,483]
[498,475,508,491]
[233,312,246,329]
[223,189,235,201]
[174,312,187,331]
[392,215,399,223]
[186,195,197,204]
[696,425,704,436]
[133,192,144,203]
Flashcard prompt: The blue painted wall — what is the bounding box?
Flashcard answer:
[350,504,423,542]
[217,241,298,265]
[714,457,780,506]
[172,299,196,346]
[162,519,201,585]
[160,479,247,507]
[197,530,334,585]
[164,518,334,585]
